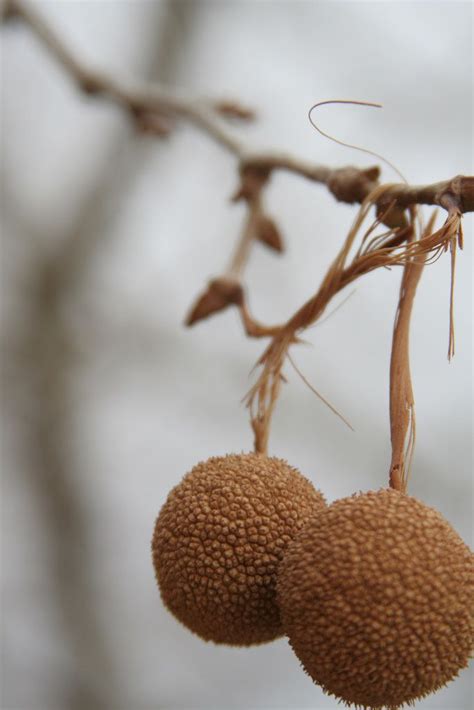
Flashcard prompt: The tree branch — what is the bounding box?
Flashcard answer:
[6,0,473,216]
[6,0,472,341]
[4,0,471,462]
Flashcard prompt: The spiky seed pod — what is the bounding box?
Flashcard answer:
[277,488,474,709]
[152,453,326,646]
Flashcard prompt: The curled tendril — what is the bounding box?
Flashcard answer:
[308,99,408,185]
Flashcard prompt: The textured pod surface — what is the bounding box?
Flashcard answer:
[277,488,474,709]
[152,453,325,646]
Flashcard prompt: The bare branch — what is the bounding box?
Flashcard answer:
[7,0,472,216]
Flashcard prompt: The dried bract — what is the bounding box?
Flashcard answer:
[186,277,243,326]
[256,215,284,252]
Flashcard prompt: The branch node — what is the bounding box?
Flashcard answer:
[327,166,380,204]
[231,164,271,203]
[439,175,474,214]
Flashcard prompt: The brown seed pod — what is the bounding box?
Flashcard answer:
[151,452,326,646]
[277,488,474,709]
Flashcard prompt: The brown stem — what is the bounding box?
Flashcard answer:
[388,257,423,492]
[226,193,263,279]
[379,176,474,214]
[251,372,281,455]
[248,334,291,455]
[388,212,435,492]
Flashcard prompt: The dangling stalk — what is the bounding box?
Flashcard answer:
[388,211,437,492]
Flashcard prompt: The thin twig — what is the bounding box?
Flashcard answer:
[226,189,263,279]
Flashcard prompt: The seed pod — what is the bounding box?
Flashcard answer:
[152,452,326,646]
[277,488,474,709]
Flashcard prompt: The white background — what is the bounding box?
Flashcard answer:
[1,1,472,709]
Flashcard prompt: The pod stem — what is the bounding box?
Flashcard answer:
[388,211,437,492]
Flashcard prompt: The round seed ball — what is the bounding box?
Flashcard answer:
[277,488,473,709]
[152,452,326,646]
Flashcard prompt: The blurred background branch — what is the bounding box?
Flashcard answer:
[2,2,202,707]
